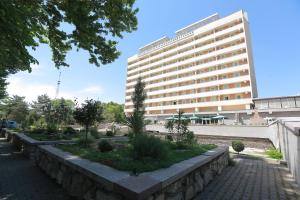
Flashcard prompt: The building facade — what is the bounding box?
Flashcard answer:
[125,10,258,118]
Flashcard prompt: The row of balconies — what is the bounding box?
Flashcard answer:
[127,33,245,81]
[126,57,248,91]
[127,27,245,77]
[127,19,243,69]
[125,86,252,109]
[126,47,247,87]
[125,96,252,112]
[125,68,249,99]
[126,54,249,95]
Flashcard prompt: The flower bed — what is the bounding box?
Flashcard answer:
[57,142,216,173]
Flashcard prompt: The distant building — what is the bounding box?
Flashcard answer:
[125,10,257,119]
[253,95,300,118]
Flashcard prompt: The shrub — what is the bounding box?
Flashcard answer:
[30,128,46,134]
[232,140,245,154]
[106,130,115,137]
[183,131,196,145]
[266,148,283,160]
[165,134,173,142]
[63,127,77,135]
[90,127,100,139]
[175,141,189,150]
[76,137,94,147]
[98,140,114,152]
[46,124,58,134]
[132,134,168,160]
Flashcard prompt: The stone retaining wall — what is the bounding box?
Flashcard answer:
[35,145,228,200]
[2,129,75,159]
[2,129,229,200]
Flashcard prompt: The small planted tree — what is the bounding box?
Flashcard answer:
[165,120,175,141]
[126,77,147,136]
[165,110,195,146]
[73,99,103,146]
[232,140,245,154]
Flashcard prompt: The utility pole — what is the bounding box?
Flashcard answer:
[55,71,61,99]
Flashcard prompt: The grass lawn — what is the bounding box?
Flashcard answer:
[57,142,216,173]
[265,148,283,160]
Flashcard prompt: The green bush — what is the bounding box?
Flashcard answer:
[183,131,196,145]
[131,134,168,160]
[175,141,189,149]
[46,124,58,134]
[232,140,245,154]
[63,127,77,135]
[90,127,100,139]
[106,130,115,137]
[165,134,173,142]
[76,137,94,147]
[266,148,283,160]
[30,128,46,134]
[98,140,114,152]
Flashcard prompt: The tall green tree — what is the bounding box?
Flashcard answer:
[0,0,138,98]
[50,98,75,127]
[73,99,103,145]
[0,95,29,127]
[126,77,147,135]
[103,102,126,123]
[31,94,52,116]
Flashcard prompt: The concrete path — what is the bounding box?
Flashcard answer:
[196,155,300,200]
[0,138,71,200]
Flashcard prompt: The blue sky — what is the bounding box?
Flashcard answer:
[7,0,300,103]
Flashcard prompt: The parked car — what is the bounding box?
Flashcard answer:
[2,120,17,129]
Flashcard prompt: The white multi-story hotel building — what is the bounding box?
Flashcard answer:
[125,10,258,118]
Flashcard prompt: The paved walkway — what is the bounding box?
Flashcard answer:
[196,155,300,200]
[0,138,71,200]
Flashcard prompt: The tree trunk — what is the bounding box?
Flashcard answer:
[85,125,89,147]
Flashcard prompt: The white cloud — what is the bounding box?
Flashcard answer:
[7,77,56,102]
[79,86,102,94]
[6,77,103,104]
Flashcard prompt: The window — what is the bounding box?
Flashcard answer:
[235,83,241,88]
[236,95,241,99]
[224,96,229,100]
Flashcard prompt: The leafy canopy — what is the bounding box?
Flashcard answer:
[0,0,138,98]
[0,95,29,125]
[73,99,103,129]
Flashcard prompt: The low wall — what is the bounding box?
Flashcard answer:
[276,121,300,184]
[2,129,75,159]
[147,124,273,139]
[35,145,228,200]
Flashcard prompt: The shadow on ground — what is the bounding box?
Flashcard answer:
[0,138,72,200]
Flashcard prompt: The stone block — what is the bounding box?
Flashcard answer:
[201,167,213,186]
[166,179,182,194]
[57,170,63,184]
[185,185,194,200]
[166,192,183,200]
[154,193,164,200]
[96,189,121,200]
[194,172,204,193]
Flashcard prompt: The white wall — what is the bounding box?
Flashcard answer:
[146,124,273,139]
